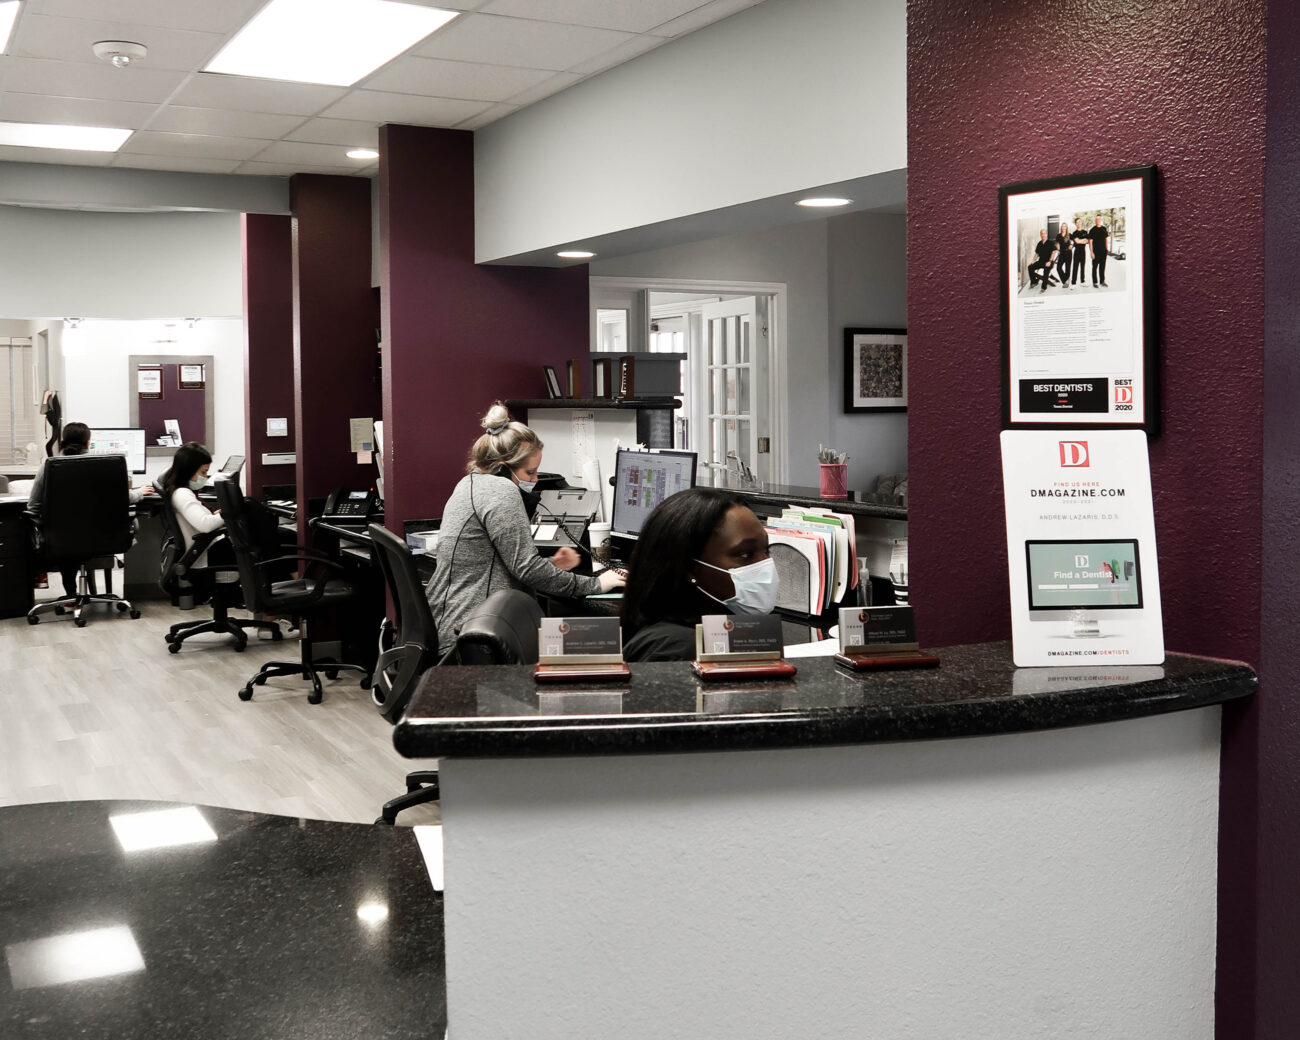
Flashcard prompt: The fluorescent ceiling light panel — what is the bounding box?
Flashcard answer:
[796,197,852,208]
[346,148,380,159]
[0,2,20,54]
[204,0,458,87]
[0,122,131,152]
[6,926,145,990]
[557,250,596,259]
[109,806,218,852]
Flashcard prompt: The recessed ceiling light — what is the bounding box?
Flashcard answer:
[0,121,131,152]
[204,0,458,87]
[556,250,595,259]
[0,2,20,54]
[796,197,852,208]
[346,148,379,160]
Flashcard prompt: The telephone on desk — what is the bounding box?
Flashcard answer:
[322,486,379,522]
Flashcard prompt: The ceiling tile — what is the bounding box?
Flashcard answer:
[0,144,115,167]
[11,14,225,72]
[168,73,347,117]
[567,34,668,77]
[285,118,380,148]
[252,139,370,166]
[2,57,187,105]
[319,90,488,126]
[453,100,518,131]
[42,0,266,36]
[118,131,270,161]
[413,12,638,71]
[144,106,306,140]
[362,55,554,102]
[478,0,707,34]
[0,93,157,129]
[500,71,580,108]
[649,0,762,37]
[109,154,243,175]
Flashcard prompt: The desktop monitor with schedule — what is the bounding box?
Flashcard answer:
[610,448,697,538]
[87,428,147,474]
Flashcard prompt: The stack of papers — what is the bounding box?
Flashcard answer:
[765,507,859,616]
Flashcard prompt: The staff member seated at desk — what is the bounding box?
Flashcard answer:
[426,402,625,657]
[157,442,226,568]
[27,422,152,595]
[620,487,779,662]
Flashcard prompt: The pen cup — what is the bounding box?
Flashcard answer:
[818,462,848,499]
[589,521,612,563]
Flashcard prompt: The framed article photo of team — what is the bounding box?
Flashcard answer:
[999,164,1158,435]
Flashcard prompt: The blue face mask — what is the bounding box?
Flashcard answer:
[188,475,207,491]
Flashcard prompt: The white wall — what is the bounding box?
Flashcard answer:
[61,319,247,482]
[474,0,907,262]
[592,211,908,489]
[0,206,243,320]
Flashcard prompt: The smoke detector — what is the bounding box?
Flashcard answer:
[93,41,147,69]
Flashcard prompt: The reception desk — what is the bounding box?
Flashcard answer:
[396,644,1254,1040]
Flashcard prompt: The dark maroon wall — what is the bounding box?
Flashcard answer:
[378,123,589,529]
[1260,2,1300,1036]
[907,2,1266,1036]
[138,365,205,446]
[242,214,296,499]
[290,175,381,533]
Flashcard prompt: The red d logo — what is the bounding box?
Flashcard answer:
[1059,441,1089,467]
[1115,385,1134,404]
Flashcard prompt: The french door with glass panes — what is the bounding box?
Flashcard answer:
[699,296,769,483]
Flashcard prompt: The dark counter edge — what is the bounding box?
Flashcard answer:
[731,487,908,521]
[394,663,1256,760]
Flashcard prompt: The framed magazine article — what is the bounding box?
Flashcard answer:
[999,164,1158,434]
[843,327,907,413]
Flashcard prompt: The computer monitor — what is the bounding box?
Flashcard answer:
[1025,538,1144,637]
[217,454,244,477]
[610,448,697,538]
[87,428,147,475]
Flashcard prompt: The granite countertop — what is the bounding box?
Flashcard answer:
[709,480,908,520]
[394,642,1255,759]
[0,800,445,1039]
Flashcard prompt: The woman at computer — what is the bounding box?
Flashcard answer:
[27,422,153,594]
[156,441,225,569]
[620,487,779,661]
[427,403,625,657]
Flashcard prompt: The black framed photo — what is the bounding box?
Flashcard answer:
[999,164,1158,434]
[542,365,563,399]
[843,327,907,413]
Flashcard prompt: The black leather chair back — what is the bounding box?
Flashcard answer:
[215,480,274,615]
[37,454,132,563]
[368,523,440,722]
[158,491,222,602]
[454,589,543,665]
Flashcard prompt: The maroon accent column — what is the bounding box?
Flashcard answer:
[378,124,588,529]
[291,174,380,538]
[242,213,296,499]
[1260,2,1300,1035]
[906,3,1266,1036]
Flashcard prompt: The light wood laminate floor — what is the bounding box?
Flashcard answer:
[0,576,439,825]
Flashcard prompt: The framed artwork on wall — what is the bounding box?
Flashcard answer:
[999,164,1158,434]
[843,327,907,413]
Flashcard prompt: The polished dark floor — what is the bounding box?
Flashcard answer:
[0,800,445,1039]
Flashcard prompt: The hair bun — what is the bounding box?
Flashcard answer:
[480,402,511,435]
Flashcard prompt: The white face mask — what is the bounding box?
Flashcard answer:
[515,478,538,493]
[188,475,208,491]
[693,557,780,615]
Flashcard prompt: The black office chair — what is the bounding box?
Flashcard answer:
[215,481,368,704]
[158,492,280,652]
[369,522,444,825]
[25,454,140,627]
[450,589,543,665]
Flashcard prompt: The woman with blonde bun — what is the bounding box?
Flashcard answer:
[426,402,625,656]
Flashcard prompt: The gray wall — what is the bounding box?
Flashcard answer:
[592,211,907,489]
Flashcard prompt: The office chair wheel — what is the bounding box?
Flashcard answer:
[26,615,39,625]
[75,617,87,628]
[238,685,254,701]
[308,685,323,705]
[54,605,65,615]
[324,669,339,681]
[116,602,128,612]
[168,641,181,654]
[129,609,141,619]
[374,816,391,826]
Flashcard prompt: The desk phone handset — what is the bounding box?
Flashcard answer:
[323,486,378,520]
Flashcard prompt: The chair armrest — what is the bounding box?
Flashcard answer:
[257,552,345,572]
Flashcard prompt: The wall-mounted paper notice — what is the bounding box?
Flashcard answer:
[137,368,162,395]
[349,417,374,453]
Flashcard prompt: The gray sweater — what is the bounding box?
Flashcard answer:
[426,472,601,655]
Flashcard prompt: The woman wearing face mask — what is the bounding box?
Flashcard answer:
[156,441,225,568]
[620,487,779,662]
[426,402,625,658]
